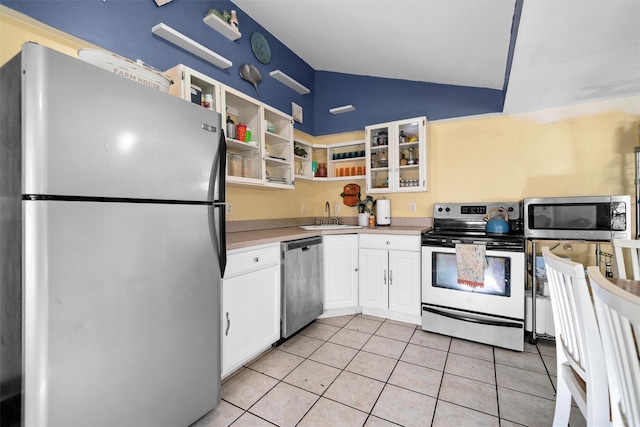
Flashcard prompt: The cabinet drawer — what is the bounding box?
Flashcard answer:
[359,234,420,251]
[225,243,280,278]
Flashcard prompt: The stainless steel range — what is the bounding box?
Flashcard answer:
[421,202,525,351]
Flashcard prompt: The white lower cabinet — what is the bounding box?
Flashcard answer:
[322,234,359,316]
[359,234,421,324]
[222,244,280,378]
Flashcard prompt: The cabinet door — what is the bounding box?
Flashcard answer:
[263,106,294,188]
[365,122,392,193]
[222,264,280,377]
[324,235,359,310]
[388,250,421,316]
[359,248,389,310]
[394,117,427,192]
[365,117,427,193]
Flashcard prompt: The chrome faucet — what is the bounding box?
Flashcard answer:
[325,201,330,225]
[330,217,343,225]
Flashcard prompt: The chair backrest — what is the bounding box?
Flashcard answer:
[542,247,609,423]
[612,238,640,280]
[587,265,640,427]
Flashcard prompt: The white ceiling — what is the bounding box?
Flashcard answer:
[232,0,640,115]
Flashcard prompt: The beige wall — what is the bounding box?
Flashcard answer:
[238,110,638,223]
[0,5,99,64]
[3,6,639,227]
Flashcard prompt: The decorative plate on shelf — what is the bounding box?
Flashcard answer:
[251,32,271,64]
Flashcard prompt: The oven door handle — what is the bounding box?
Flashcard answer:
[451,239,488,245]
[422,306,523,329]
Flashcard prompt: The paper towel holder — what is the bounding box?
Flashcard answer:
[376,197,391,226]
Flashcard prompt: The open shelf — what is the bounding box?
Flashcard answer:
[203,13,241,41]
[152,23,232,69]
[269,70,310,95]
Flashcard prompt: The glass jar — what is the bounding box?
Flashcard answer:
[407,147,415,165]
[378,151,388,168]
[228,154,241,176]
[378,131,388,146]
[241,156,250,177]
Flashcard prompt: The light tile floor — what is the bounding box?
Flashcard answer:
[193,314,587,427]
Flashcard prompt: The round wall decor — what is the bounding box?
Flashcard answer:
[251,32,272,64]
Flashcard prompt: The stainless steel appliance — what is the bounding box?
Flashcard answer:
[421,202,526,351]
[524,195,631,241]
[0,43,226,427]
[281,237,323,339]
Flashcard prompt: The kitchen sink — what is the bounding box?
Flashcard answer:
[298,224,363,231]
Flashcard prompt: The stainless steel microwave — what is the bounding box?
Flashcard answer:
[523,195,631,240]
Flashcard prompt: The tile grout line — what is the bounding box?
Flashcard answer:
[429,332,453,426]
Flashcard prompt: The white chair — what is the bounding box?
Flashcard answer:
[612,238,640,280]
[587,266,640,427]
[542,247,609,426]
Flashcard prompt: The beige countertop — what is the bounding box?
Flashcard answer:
[226,225,430,251]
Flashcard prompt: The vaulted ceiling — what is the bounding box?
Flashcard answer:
[233,0,640,114]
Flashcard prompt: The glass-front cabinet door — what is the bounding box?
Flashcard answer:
[263,106,294,188]
[365,117,427,193]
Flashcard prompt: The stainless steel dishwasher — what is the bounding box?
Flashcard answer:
[281,236,323,339]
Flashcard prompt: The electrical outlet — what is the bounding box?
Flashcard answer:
[301,205,306,214]
[334,204,341,214]
[226,203,232,215]
[409,202,417,212]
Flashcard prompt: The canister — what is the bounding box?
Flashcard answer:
[236,124,247,142]
[376,199,391,226]
[241,156,250,177]
[228,154,241,176]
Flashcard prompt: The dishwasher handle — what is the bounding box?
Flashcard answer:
[283,236,322,251]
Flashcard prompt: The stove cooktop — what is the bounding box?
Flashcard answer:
[423,201,525,250]
[422,230,525,249]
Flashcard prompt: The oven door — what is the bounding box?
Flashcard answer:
[421,245,525,351]
[422,246,525,319]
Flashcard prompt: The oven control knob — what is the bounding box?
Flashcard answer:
[445,207,450,212]
[437,207,443,212]
[507,206,514,212]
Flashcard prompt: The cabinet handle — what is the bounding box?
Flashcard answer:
[354,267,358,272]
[254,257,259,262]
[384,270,387,285]
[390,270,393,285]
[225,312,231,336]
[386,241,390,245]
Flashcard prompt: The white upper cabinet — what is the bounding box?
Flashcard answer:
[164,64,221,114]
[221,85,294,189]
[365,117,428,193]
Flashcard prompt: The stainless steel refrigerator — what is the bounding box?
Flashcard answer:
[0,42,226,427]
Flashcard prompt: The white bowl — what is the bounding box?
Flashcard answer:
[78,49,173,92]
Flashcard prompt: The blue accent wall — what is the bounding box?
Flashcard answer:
[314,72,504,135]
[2,0,506,136]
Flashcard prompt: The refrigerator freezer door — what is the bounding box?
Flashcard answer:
[23,200,221,427]
[21,43,222,202]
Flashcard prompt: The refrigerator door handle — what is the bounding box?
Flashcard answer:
[210,129,226,203]
[208,128,226,277]
[210,204,227,277]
